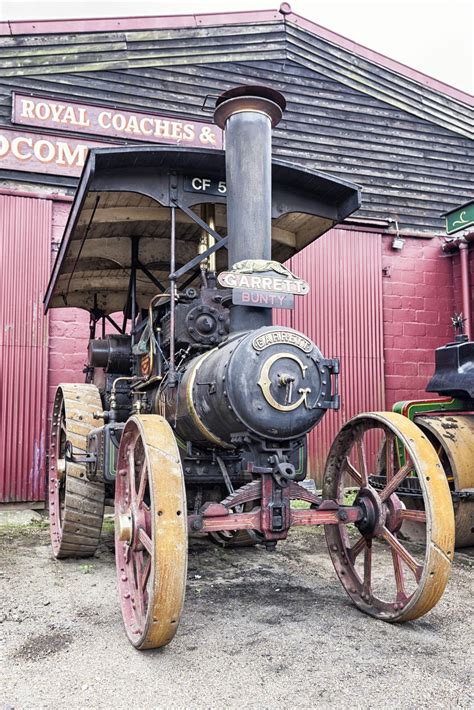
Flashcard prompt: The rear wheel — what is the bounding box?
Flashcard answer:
[323,412,454,622]
[115,415,188,649]
[49,384,105,558]
[415,415,474,548]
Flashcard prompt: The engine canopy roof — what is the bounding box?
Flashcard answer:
[44,145,361,314]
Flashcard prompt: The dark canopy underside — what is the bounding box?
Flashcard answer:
[45,146,360,314]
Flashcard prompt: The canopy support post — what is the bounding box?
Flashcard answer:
[169,206,177,386]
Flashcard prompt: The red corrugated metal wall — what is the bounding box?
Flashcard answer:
[276,228,385,482]
[0,195,51,502]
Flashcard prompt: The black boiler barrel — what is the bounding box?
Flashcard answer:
[214,86,286,333]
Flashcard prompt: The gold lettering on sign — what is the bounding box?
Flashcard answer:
[12,93,222,150]
[0,128,106,176]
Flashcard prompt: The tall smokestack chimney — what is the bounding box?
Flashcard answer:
[214,85,286,332]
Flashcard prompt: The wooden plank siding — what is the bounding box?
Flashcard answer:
[0,17,472,234]
[285,26,472,139]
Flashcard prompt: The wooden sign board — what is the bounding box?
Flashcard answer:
[12,93,223,150]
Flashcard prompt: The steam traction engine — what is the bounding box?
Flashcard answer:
[45,86,455,650]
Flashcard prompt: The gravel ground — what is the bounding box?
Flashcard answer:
[0,521,472,709]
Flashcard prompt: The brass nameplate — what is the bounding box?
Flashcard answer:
[253,331,312,353]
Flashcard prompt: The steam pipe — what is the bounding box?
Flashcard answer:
[214,85,286,332]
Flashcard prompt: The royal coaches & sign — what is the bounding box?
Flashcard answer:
[0,93,222,176]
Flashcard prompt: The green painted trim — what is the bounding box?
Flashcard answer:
[392,397,465,421]
[392,396,466,468]
[445,200,474,235]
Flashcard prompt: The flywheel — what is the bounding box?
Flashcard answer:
[323,412,454,623]
[115,415,188,650]
[49,384,105,558]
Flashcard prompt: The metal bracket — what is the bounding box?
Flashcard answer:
[65,441,96,466]
[318,357,340,410]
[170,236,230,281]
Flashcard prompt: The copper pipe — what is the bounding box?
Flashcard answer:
[459,242,472,339]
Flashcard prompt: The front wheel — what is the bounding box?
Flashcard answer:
[323,412,454,622]
[115,415,188,649]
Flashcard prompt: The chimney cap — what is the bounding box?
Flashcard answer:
[214,84,286,129]
[215,84,286,112]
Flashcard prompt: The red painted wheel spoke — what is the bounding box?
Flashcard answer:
[343,457,363,487]
[363,542,372,594]
[391,548,408,601]
[400,509,427,523]
[128,447,136,503]
[381,527,423,581]
[380,461,412,502]
[137,460,148,507]
[133,553,145,621]
[141,555,151,593]
[138,528,153,556]
[348,535,366,563]
[355,435,369,486]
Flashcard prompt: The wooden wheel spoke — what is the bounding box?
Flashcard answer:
[391,548,409,601]
[400,509,427,523]
[138,528,153,556]
[343,457,363,487]
[382,527,423,582]
[380,461,412,502]
[137,460,148,507]
[128,447,136,502]
[355,434,369,486]
[363,542,372,594]
[348,535,366,563]
[141,556,152,593]
[133,553,145,620]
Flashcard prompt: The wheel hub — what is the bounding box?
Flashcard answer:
[385,493,404,534]
[118,512,133,543]
[355,485,386,536]
[118,505,148,549]
[56,458,66,481]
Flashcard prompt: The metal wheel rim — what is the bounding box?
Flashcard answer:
[115,415,188,649]
[49,393,67,554]
[323,412,454,622]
